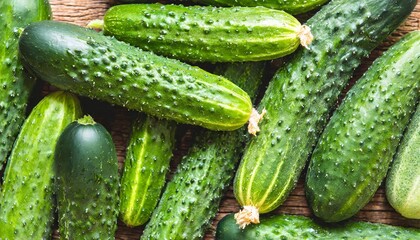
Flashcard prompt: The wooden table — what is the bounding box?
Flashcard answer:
[45,0,420,239]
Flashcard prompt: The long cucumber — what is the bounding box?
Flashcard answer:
[233,0,416,228]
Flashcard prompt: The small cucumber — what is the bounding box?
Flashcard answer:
[386,102,420,219]
[119,114,176,227]
[19,20,252,131]
[190,0,329,15]
[0,91,82,239]
[0,0,51,169]
[103,4,312,62]
[141,61,266,240]
[233,0,416,228]
[216,213,420,239]
[305,30,420,222]
[55,115,120,239]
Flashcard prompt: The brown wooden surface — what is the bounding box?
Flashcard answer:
[43,0,420,239]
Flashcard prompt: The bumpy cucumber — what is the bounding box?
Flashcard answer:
[0,0,51,170]
[233,0,416,228]
[216,213,420,239]
[103,4,312,62]
[305,31,420,223]
[119,114,176,227]
[55,115,119,239]
[0,91,82,239]
[386,101,420,219]
[141,62,266,240]
[191,0,329,15]
[19,20,252,131]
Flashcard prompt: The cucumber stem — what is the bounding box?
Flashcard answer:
[248,108,266,136]
[76,115,96,125]
[86,19,104,31]
[234,205,260,229]
[298,25,313,49]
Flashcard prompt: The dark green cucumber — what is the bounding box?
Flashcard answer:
[386,103,420,219]
[0,0,51,170]
[0,91,82,239]
[103,4,312,62]
[305,31,420,223]
[191,0,329,15]
[233,0,416,228]
[141,61,266,240]
[19,20,252,131]
[216,213,420,239]
[55,115,119,239]
[119,114,176,227]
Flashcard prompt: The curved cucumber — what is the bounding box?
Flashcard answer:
[0,91,82,239]
[233,0,416,228]
[55,115,119,239]
[141,61,266,240]
[192,0,329,15]
[216,213,420,239]
[19,20,253,131]
[119,114,176,227]
[103,4,311,62]
[305,30,420,222]
[386,102,420,219]
[0,0,51,170]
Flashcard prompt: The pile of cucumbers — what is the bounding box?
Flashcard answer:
[0,0,419,239]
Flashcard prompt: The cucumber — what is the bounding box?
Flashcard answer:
[233,0,416,228]
[0,91,82,239]
[216,213,420,239]
[305,30,420,223]
[190,0,329,15]
[0,0,51,170]
[119,114,176,227]
[55,115,119,239]
[102,4,313,62]
[386,102,420,219]
[141,61,266,240]
[19,20,253,132]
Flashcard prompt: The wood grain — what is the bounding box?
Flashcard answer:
[44,0,420,239]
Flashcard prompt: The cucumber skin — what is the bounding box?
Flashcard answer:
[216,213,420,239]
[193,0,329,15]
[119,114,176,227]
[233,0,416,215]
[386,102,420,219]
[141,62,266,240]
[19,20,252,131]
[0,91,82,240]
[0,0,51,170]
[103,4,302,62]
[305,31,420,222]
[55,116,119,240]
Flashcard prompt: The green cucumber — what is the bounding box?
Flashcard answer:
[55,115,119,239]
[305,30,420,223]
[233,0,416,228]
[119,114,176,227]
[386,101,420,219]
[0,91,82,239]
[102,4,312,62]
[0,0,51,170]
[19,20,252,131]
[141,61,266,240]
[216,213,420,239]
[190,0,329,15]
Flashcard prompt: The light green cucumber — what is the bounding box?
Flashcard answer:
[233,0,416,228]
[0,91,82,239]
[119,114,176,227]
[103,4,312,62]
[305,30,420,222]
[141,61,266,240]
[386,102,420,219]
[0,0,51,170]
